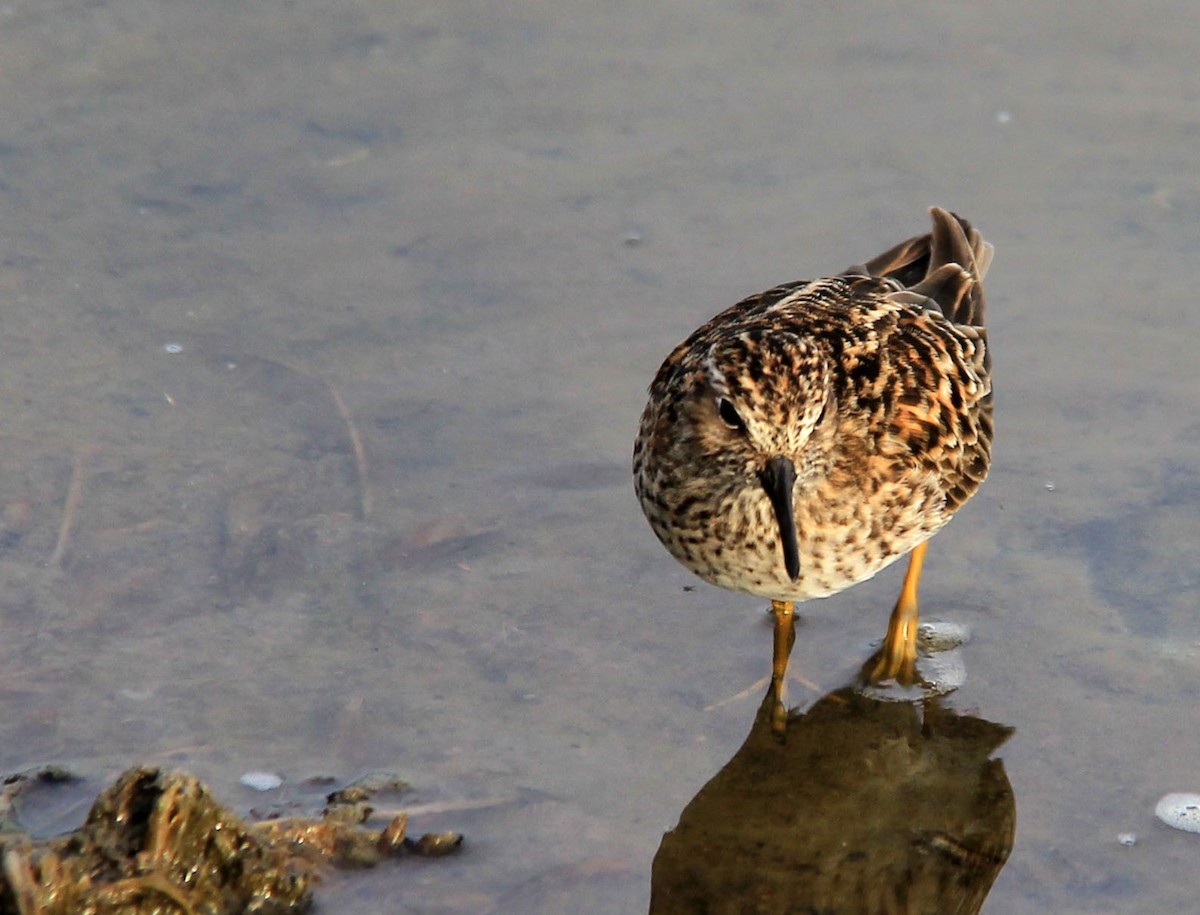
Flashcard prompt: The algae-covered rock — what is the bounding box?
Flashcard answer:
[0,766,463,914]
[1,767,311,914]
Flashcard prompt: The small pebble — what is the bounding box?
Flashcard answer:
[1044,482,1056,491]
[1117,832,1137,847]
[622,230,644,247]
[163,343,183,354]
[917,620,971,653]
[240,771,283,791]
[1156,792,1200,833]
[410,831,464,857]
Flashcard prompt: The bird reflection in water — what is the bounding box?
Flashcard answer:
[650,684,1014,915]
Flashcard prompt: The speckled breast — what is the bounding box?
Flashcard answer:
[637,465,948,603]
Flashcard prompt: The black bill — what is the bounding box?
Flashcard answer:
[759,455,800,582]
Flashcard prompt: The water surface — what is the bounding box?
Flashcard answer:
[1,2,1198,911]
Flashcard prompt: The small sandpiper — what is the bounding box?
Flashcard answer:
[633,208,992,688]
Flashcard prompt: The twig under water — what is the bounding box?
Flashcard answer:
[328,382,372,520]
[49,448,93,567]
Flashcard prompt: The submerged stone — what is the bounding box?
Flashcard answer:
[1155,792,1200,834]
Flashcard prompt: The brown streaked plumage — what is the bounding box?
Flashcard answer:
[633,208,992,688]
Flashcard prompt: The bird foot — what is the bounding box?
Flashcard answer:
[857,619,970,701]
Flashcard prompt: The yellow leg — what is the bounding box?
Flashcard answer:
[869,540,927,684]
[770,599,795,732]
[770,599,796,682]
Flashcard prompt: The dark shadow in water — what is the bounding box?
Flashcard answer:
[651,684,1015,915]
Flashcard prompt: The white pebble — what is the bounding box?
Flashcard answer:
[240,771,283,791]
[1117,832,1137,846]
[163,343,183,354]
[996,110,1012,124]
[1155,792,1200,833]
[1044,482,1056,491]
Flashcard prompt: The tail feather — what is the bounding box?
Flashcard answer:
[843,234,931,288]
[926,207,990,327]
[844,207,991,329]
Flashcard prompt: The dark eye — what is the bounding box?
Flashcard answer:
[717,398,747,433]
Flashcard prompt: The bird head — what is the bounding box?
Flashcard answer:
[698,330,833,581]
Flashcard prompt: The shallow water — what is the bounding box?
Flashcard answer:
[1,1,1199,911]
